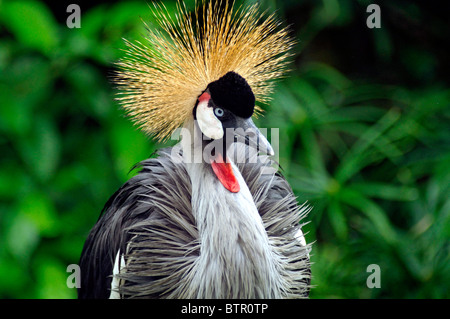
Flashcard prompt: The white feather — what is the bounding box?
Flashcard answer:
[196,100,223,140]
[109,250,125,299]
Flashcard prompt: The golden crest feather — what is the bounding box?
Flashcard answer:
[115,0,294,141]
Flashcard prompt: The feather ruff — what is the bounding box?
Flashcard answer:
[77,148,311,298]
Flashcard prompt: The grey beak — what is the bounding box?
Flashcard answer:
[231,118,274,156]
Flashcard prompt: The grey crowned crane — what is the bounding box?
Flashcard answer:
[78,0,311,299]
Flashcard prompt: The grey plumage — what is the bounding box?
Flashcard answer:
[78,144,311,298]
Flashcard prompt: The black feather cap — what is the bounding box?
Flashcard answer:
[207,71,255,119]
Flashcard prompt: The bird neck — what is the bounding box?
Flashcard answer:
[180,118,284,298]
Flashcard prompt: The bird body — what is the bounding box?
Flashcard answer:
[78,0,311,299]
[79,144,310,298]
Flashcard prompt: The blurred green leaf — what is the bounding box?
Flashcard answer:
[0,55,53,136]
[335,108,401,183]
[1,0,59,56]
[349,182,418,202]
[21,191,59,237]
[289,78,328,118]
[299,123,328,178]
[5,211,40,262]
[301,62,352,91]
[16,116,61,182]
[328,199,348,240]
[64,62,114,119]
[0,258,28,296]
[108,117,155,182]
[33,257,76,299]
[0,163,30,199]
[340,188,397,245]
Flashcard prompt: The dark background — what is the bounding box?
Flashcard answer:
[0,0,448,298]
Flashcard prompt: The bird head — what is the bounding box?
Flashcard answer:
[194,71,274,192]
[195,71,273,155]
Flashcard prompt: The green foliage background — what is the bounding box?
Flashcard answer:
[0,0,448,298]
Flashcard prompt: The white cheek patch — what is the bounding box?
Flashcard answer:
[196,100,224,139]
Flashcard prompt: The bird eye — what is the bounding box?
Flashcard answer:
[214,107,224,118]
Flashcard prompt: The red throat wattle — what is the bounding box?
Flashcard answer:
[210,153,240,193]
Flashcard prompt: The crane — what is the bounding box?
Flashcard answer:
[78,0,311,299]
